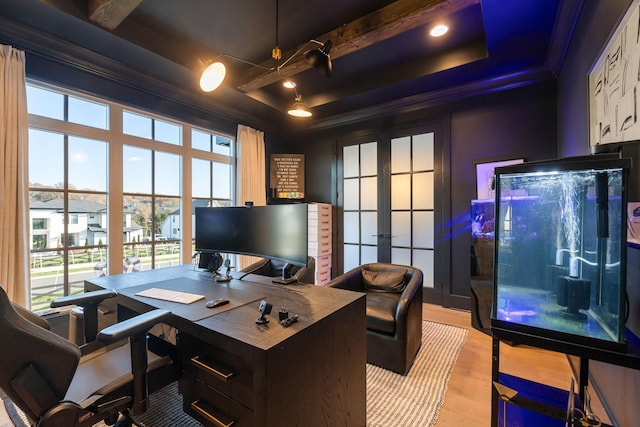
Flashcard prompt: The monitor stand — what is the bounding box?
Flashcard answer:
[272,263,298,285]
[272,277,297,285]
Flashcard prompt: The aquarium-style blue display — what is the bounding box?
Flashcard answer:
[491,155,631,352]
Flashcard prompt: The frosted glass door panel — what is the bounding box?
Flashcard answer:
[360,142,377,176]
[391,248,411,266]
[342,131,436,286]
[414,249,434,288]
[391,137,411,173]
[343,212,360,244]
[344,245,360,272]
[361,212,378,245]
[344,179,359,210]
[391,174,411,210]
[390,132,435,288]
[413,133,434,171]
[343,145,360,178]
[414,211,434,248]
[413,172,434,209]
[391,211,411,247]
[342,141,378,270]
[360,177,377,210]
[361,246,378,265]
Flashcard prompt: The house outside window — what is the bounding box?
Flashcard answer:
[32,218,47,230]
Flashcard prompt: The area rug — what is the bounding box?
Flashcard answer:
[94,382,202,427]
[1,391,28,427]
[366,321,468,427]
[3,321,467,427]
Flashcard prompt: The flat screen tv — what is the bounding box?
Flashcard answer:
[195,204,308,267]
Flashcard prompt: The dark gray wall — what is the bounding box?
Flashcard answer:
[276,79,558,307]
[449,83,558,299]
[558,1,637,425]
[557,0,632,158]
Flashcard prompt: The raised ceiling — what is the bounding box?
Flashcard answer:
[0,0,577,133]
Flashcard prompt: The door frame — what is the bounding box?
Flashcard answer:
[333,115,459,308]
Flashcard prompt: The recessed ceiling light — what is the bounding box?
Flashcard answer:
[430,24,449,37]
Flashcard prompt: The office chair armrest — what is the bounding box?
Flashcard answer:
[50,289,117,308]
[97,309,171,343]
[52,290,119,344]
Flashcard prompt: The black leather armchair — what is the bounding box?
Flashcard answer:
[0,286,179,427]
[325,263,423,375]
[241,256,316,284]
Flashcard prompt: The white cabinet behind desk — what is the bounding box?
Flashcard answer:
[307,203,332,285]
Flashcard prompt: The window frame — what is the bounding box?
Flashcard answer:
[26,80,236,310]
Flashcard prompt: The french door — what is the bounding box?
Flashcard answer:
[337,124,447,303]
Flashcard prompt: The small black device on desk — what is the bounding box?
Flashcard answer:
[205,298,229,308]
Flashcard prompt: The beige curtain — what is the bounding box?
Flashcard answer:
[236,124,266,269]
[0,45,30,307]
[236,124,266,206]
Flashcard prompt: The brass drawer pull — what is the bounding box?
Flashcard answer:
[191,356,234,381]
[191,400,234,427]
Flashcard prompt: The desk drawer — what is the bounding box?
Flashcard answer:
[177,333,254,408]
[181,375,254,427]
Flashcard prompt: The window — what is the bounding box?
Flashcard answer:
[28,124,108,310]
[123,110,181,145]
[192,129,231,155]
[32,235,47,250]
[32,218,47,230]
[26,82,235,310]
[122,144,181,269]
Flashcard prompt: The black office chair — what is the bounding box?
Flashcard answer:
[326,263,423,375]
[0,286,179,427]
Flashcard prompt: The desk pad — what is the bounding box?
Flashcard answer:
[119,278,266,321]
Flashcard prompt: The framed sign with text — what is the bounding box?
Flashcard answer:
[270,154,305,199]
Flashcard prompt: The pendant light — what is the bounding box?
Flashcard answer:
[198,0,333,117]
[199,61,226,92]
[287,95,312,117]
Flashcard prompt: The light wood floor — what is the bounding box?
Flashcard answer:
[424,303,576,426]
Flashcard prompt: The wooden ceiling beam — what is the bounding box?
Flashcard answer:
[88,0,143,30]
[236,0,480,93]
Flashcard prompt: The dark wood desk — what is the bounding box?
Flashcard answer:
[86,265,367,427]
